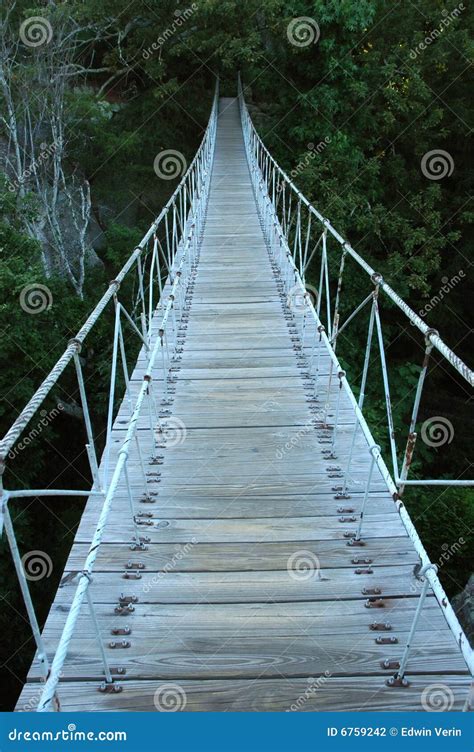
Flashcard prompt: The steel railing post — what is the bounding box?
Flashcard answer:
[386,563,438,687]
[351,444,380,542]
[398,330,438,496]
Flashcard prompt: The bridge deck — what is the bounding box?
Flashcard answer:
[17,98,470,712]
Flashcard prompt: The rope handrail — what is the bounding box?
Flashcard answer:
[37,245,197,711]
[237,75,473,387]
[0,81,220,467]
[0,79,219,711]
[34,87,219,711]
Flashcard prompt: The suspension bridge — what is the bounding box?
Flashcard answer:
[2,79,473,712]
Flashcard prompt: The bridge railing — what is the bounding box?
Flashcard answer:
[238,76,473,679]
[0,81,219,710]
[238,75,472,491]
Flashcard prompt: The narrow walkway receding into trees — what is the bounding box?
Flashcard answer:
[17,98,470,712]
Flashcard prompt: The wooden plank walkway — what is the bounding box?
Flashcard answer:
[17,98,470,712]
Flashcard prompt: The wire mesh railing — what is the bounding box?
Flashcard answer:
[238,75,473,683]
[0,80,219,711]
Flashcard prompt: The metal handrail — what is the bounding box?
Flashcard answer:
[238,74,472,490]
[238,77,473,678]
[237,76,472,387]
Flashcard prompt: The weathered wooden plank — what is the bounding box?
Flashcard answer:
[66,537,418,571]
[27,631,464,682]
[87,479,388,499]
[53,566,421,603]
[79,493,399,521]
[32,598,449,635]
[18,675,470,712]
[75,515,406,544]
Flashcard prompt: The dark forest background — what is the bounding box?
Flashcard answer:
[0,0,472,709]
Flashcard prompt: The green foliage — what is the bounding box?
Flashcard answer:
[0,182,84,442]
[103,223,142,267]
[404,486,474,596]
[1,0,472,708]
